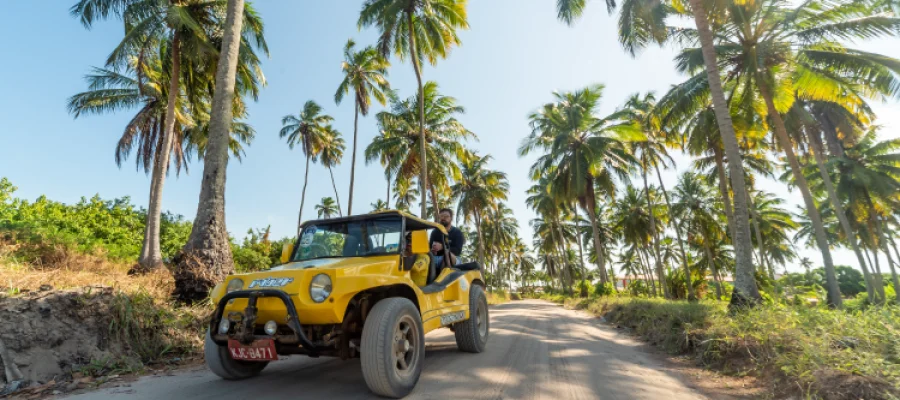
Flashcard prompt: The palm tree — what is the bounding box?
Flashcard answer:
[623,92,692,299]
[335,39,391,216]
[174,0,254,302]
[679,0,900,308]
[71,0,267,271]
[747,190,798,280]
[520,85,637,284]
[451,154,509,270]
[392,177,419,212]
[365,82,474,218]
[370,199,389,212]
[280,101,333,233]
[614,185,661,296]
[319,125,346,217]
[358,0,469,218]
[830,130,900,302]
[672,172,730,299]
[316,197,340,219]
[792,100,878,302]
[557,0,761,309]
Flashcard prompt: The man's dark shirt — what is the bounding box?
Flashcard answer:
[430,226,464,256]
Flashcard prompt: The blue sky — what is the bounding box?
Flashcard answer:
[1,1,898,273]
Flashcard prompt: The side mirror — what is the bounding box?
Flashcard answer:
[410,230,429,254]
[280,242,295,264]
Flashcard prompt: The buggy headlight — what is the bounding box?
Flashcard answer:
[309,274,332,303]
[226,279,244,293]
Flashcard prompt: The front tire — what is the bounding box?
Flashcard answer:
[454,284,489,353]
[361,298,425,398]
[204,331,268,380]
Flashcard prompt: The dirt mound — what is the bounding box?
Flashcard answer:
[0,287,124,390]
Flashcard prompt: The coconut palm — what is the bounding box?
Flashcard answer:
[829,130,900,302]
[451,154,509,270]
[526,174,579,292]
[392,177,419,212]
[482,203,518,290]
[365,82,474,218]
[623,92,692,299]
[673,0,900,307]
[315,197,340,219]
[747,189,798,279]
[335,39,391,215]
[614,185,662,296]
[520,85,637,284]
[358,0,469,218]
[790,99,878,301]
[67,59,191,182]
[672,172,730,299]
[174,0,257,302]
[68,59,257,185]
[280,101,333,233]
[71,0,267,271]
[319,125,346,217]
[370,199,389,212]
[557,0,761,309]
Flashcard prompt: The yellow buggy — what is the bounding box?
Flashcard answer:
[204,211,488,398]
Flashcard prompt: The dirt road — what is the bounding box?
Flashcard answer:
[65,300,705,399]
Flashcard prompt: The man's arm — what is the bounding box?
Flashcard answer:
[448,227,464,256]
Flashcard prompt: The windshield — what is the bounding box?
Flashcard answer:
[292,216,402,262]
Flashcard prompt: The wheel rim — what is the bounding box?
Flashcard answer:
[392,315,419,376]
[477,299,487,339]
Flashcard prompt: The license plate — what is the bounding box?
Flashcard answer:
[227,339,277,361]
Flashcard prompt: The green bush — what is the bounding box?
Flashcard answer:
[0,177,287,269]
[593,281,615,297]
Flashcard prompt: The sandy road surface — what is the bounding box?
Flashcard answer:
[64,300,704,400]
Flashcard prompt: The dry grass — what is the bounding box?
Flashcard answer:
[0,244,174,299]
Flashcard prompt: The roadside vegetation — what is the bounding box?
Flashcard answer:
[528,291,900,399]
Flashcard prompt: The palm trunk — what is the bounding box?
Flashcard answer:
[745,187,771,279]
[573,207,588,296]
[643,169,670,298]
[298,152,311,234]
[347,102,360,215]
[407,12,428,219]
[638,248,658,297]
[688,0,760,307]
[429,182,440,221]
[809,132,876,302]
[327,167,342,217]
[138,32,181,272]
[552,222,573,295]
[866,195,900,303]
[174,0,243,303]
[757,78,842,308]
[702,241,723,300]
[712,147,738,244]
[475,210,486,270]
[890,235,900,299]
[583,190,609,283]
[865,245,887,303]
[654,164,694,300]
[385,171,391,208]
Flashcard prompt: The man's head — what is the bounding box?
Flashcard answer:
[438,208,453,228]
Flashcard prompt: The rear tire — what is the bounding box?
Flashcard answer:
[454,284,489,353]
[360,298,424,398]
[204,331,268,380]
